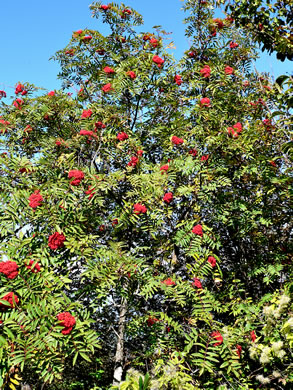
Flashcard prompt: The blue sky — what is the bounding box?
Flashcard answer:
[0,0,291,95]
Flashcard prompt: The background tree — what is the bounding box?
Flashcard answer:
[0,1,292,389]
[225,0,293,61]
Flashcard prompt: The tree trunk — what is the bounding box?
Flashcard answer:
[113,297,127,386]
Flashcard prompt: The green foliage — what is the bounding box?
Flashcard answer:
[226,0,293,61]
[112,370,150,390]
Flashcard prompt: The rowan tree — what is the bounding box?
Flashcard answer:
[0,1,292,389]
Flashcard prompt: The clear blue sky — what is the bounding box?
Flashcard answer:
[0,0,291,95]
